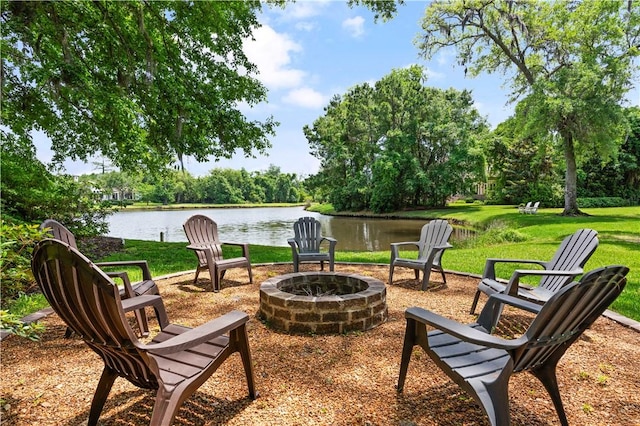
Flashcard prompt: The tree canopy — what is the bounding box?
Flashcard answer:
[418,0,640,215]
[305,65,487,213]
[2,1,277,173]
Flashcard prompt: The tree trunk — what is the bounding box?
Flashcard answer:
[560,128,582,216]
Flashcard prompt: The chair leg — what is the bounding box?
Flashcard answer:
[247,263,253,283]
[470,289,481,314]
[232,325,257,399]
[88,367,118,426]
[531,363,569,426]
[213,267,220,292]
[420,270,430,291]
[397,317,417,393]
[439,266,447,284]
[414,269,420,280]
[206,263,219,292]
[474,374,512,426]
[193,267,201,284]
[388,266,394,285]
[133,308,150,337]
[150,385,181,426]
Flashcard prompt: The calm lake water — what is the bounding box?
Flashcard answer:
[106,206,469,251]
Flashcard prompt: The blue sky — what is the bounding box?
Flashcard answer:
[35,1,639,177]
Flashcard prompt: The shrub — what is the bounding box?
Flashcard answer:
[577,197,630,208]
[479,221,528,245]
[0,220,47,307]
[0,310,45,341]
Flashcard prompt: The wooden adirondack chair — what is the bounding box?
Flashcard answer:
[31,239,257,426]
[40,219,159,336]
[469,228,599,315]
[398,265,629,426]
[287,217,337,272]
[183,215,252,292]
[388,219,453,290]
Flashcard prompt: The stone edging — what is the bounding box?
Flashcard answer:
[2,263,637,341]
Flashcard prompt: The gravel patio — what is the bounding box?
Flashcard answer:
[1,263,639,425]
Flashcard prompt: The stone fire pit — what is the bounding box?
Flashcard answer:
[259,271,388,334]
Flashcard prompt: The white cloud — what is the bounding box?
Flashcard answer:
[282,87,328,109]
[342,16,365,38]
[295,21,316,32]
[424,67,445,81]
[276,1,331,21]
[243,25,305,90]
[436,48,457,66]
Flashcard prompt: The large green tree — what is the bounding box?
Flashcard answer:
[418,0,640,215]
[305,66,486,213]
[1,136,110,235]
[485,116,563,206]
[578,107,640,201]
[2,1,277,173]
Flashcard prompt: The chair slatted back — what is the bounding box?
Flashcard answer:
[32,239,155,388]
[513,265,628,372]
[40,219,77,248]
[293,217,323,253]
[183,215,224,265]
[417,220,453,262]
[540,229,599,293]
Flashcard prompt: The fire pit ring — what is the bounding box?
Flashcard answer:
[259,272,388,334]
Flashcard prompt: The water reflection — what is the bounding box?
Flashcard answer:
[106,207,473,252]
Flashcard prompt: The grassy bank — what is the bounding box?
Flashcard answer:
[15,204,639,322]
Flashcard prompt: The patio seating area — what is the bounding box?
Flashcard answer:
[2,263,639,425]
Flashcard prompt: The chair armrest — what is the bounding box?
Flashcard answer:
[432,243,453,250]
[476,292,543,331]
[487,292,543,313]
[143,310,249,354]
[220,241,248,248]
[106,271,136,299]
[221,241,250,259]
[482,258,547,280]
[391,242,420,249]
[390,242,419,260]
[121,295,169,328]
[186,243,213,251]
[405,306,525,350]
[321,237,337,251]
[504,268,583,296]
[96,260,153,281]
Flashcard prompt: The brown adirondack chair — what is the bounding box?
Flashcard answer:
[388,219,453,290]
[183,214,252,292]
[31,239,257,426]
[398,265,629,426]
[40,219,159,336]
[470,228,599,314]
[287,217,337,272]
